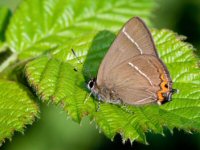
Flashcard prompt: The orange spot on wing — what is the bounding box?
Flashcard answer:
[157,74,170,104]
[157,91,164,100]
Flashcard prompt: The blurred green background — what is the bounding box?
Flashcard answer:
[0,0,200,149]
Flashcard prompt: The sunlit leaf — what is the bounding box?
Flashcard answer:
[6,0,155,59]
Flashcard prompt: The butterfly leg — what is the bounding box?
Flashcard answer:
[120,105,135,115]
[96,101,101,112]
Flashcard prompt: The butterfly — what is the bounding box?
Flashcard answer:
[87,17,177,106]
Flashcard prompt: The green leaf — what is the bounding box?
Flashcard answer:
[25,57,96,122]
[2,1,156,144]
[0,80,39,145]
[6,0,155,59]
[25,29,200,143]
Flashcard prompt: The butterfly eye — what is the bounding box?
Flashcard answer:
[88,80,94,89]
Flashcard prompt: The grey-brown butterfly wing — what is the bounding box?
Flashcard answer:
[97,17,158,87]
[106,55,170,105]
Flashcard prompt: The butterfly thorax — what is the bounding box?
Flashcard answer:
[88,79,122,104]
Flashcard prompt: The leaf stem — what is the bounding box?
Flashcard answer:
[0,52,18,72]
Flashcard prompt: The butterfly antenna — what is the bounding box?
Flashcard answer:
[72,49,94,80]
[71,48,83,64]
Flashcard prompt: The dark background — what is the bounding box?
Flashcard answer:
[0,0,200,149]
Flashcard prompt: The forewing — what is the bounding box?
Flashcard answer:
[97,17,158,86]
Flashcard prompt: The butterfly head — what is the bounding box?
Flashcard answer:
[87,78,97,90]
[87,78,105,101]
